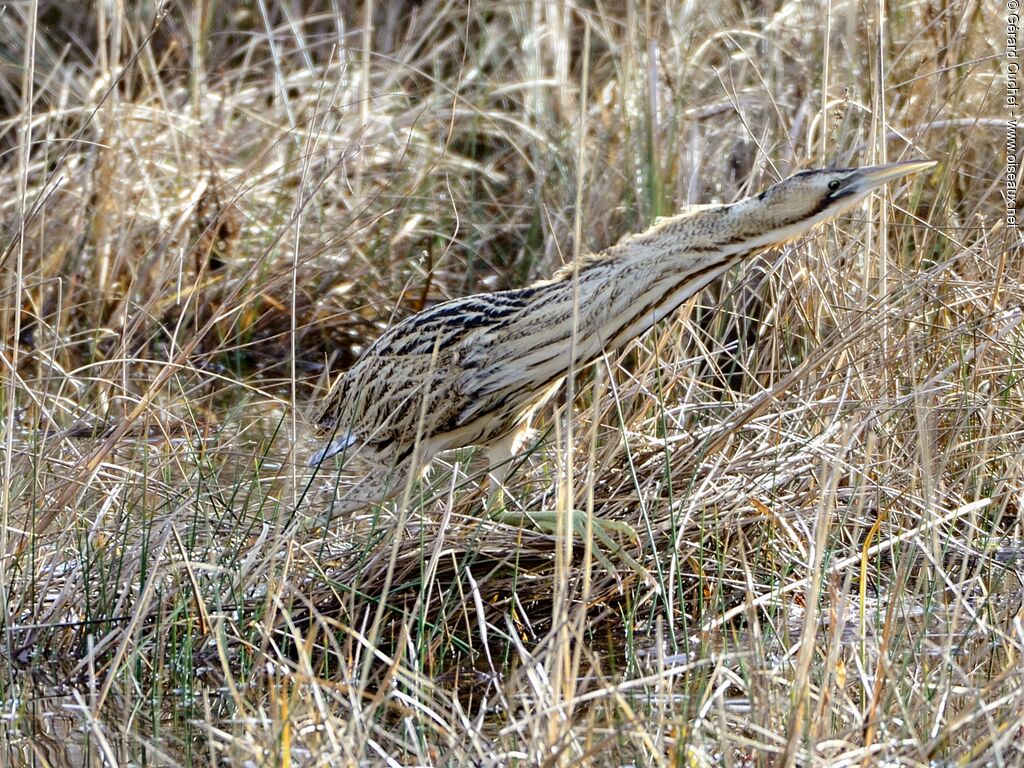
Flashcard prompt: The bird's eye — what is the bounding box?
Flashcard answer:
[827,179,842,191]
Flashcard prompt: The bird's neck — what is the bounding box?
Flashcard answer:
[536,199,807,358]
[559,201,754,283]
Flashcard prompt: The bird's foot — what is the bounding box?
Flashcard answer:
[490,507,646,577]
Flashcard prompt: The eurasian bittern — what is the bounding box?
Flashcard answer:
[310,160,933,517]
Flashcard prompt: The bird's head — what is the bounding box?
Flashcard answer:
[734,160,935,249]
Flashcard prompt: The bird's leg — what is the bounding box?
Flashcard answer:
[482,423,529,512]
[483,425,644,575]
[513,506,645,576]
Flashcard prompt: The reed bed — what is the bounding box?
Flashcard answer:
[0,1,1018,765]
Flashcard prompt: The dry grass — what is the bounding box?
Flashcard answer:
[1,1,1019,765]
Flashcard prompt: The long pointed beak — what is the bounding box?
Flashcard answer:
[308,432,356,467]
[849,159,936,193]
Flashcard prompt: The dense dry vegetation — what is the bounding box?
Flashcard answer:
[1,1,1019,765]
